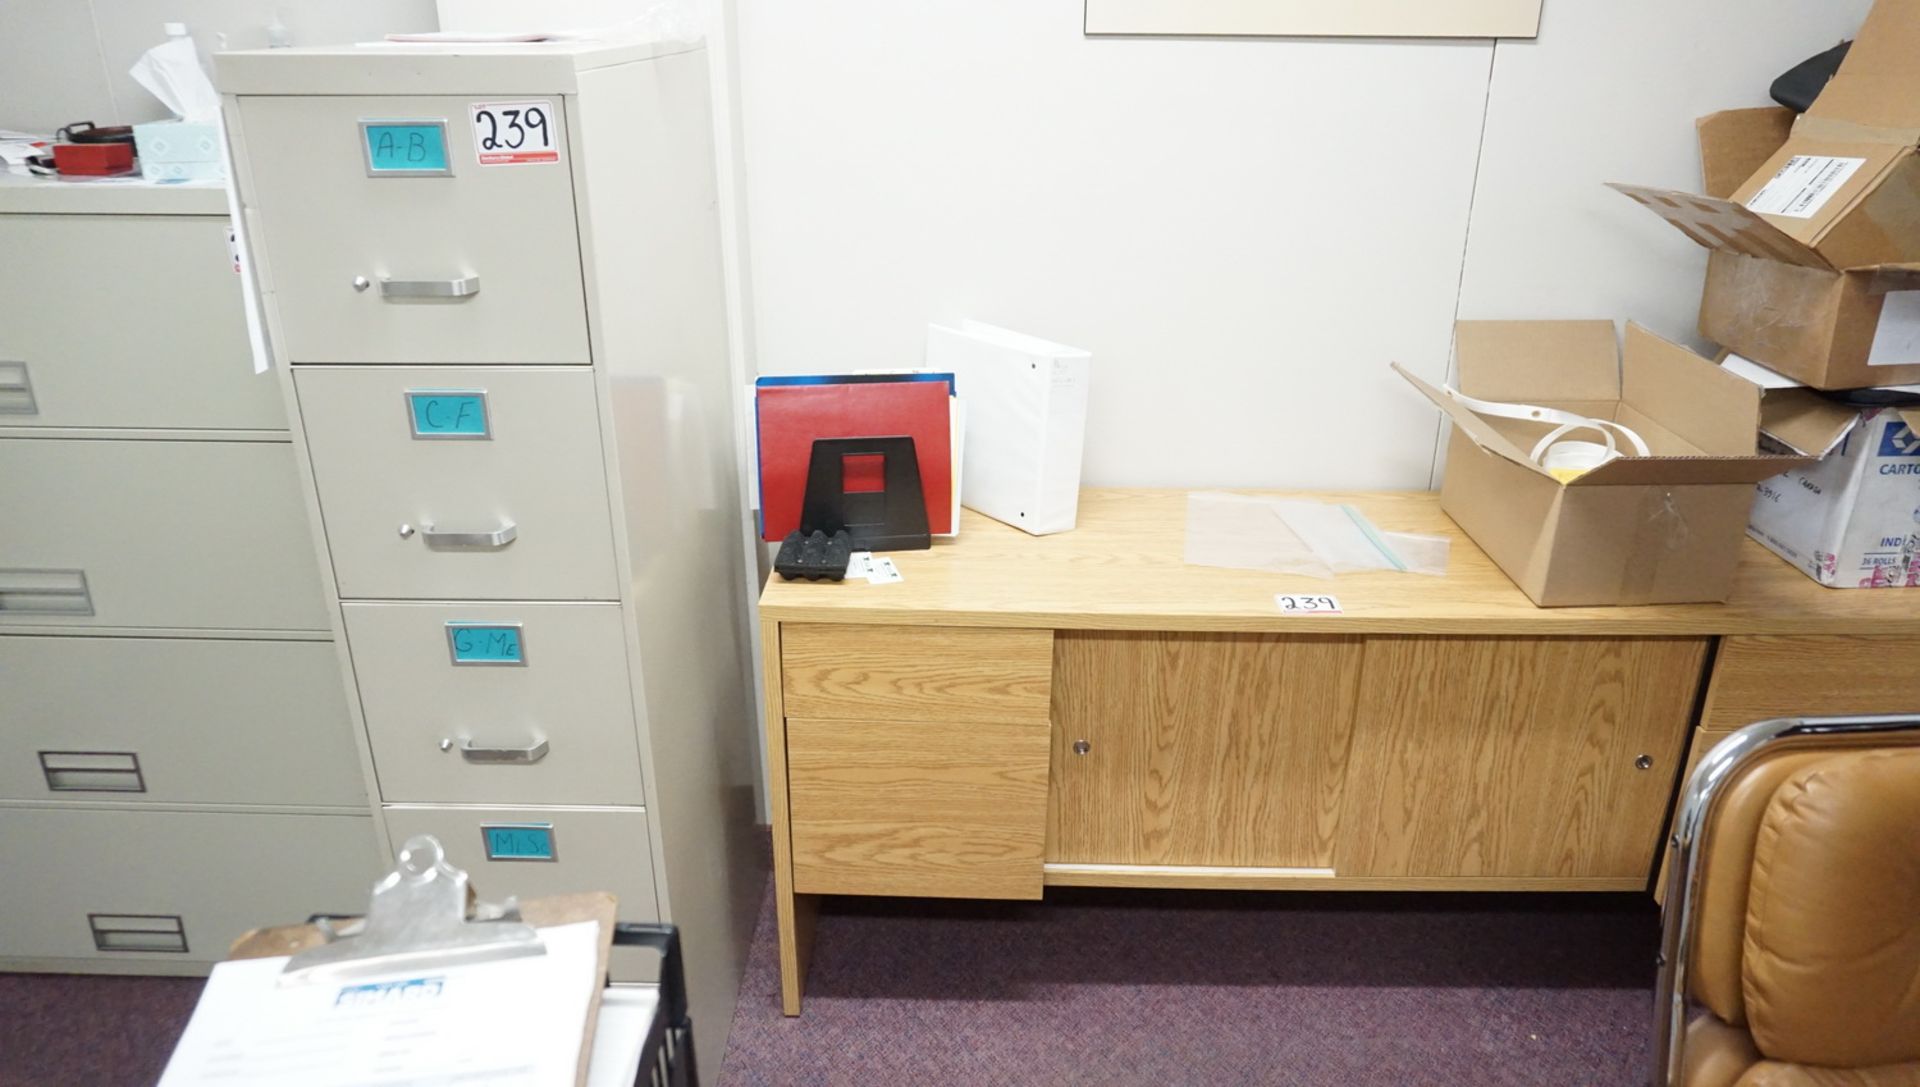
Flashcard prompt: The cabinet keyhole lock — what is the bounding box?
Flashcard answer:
[1072,739,1091,756]
[1634,754,1654,771]
[398,523,416,539]
[439,738,454,752]
[353,275,372,292]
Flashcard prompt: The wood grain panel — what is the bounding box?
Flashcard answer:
[1337,636,1709,879]
[1042,866,1639,892]
[1701,635,1920,731]
[1048,632,1362,868]
[785,716,1050,899]
[781,624,1052,723]
[759,621,813,1016]
[759,491,1920,637]
[1653,728,1737,906]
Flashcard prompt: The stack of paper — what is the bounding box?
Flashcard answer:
[158,920,603,1087]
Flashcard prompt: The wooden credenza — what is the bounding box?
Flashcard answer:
[758,489,1920,1013]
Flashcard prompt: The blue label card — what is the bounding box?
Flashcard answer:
[448,623,524,665]
[482,824,554,862]
[363,122,450,174]
[407,391,489,438]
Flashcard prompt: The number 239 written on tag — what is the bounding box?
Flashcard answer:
[1275,594,1342,614]
[471,101,559,166]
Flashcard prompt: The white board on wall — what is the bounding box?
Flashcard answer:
[1084,0,1541,39]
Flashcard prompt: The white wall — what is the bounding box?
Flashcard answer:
[0,0,437,132]
[734,0,1875,491]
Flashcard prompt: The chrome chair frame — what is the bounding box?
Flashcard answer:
[1653,713,1920,1087]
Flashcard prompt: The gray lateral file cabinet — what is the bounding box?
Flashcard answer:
[217,40,761,1070]
[0,174,378,975]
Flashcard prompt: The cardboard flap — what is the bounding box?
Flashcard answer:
[1619,323,1763,455]
[1566,452,1811,487]
[1804,0,1920,136]
[1757,388,1863,455]
[1697,107,1794,199]
[1608,183,1834,270]
[1862,261,1920,288]
[1391,362,1546,476]
[1453,320,1620,402]
[1900,407,1920,434]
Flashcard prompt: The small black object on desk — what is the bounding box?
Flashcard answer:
[774,436,932,581]
[775,529,853,582]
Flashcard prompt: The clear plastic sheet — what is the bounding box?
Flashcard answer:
[1183,492,1450,578]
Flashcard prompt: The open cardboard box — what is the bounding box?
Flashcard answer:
[1397,321,1811,606]
[1722,355,1920,588]
[1609,0,1920,390]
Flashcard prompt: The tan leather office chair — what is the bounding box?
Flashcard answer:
[1654,715,1920,1087]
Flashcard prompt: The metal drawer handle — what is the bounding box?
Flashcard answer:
[417,522,518,551]
[0,361,36,414]
[457,738,550,765]
[0,569,93,615]
[40,751,146,793]
[375,275,481,300]
[89,913,188,953]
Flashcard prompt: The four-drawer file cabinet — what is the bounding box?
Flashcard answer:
[218,41,761,1066]
[0,174,377,974]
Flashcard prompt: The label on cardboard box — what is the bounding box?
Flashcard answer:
[1745,155,1865,219]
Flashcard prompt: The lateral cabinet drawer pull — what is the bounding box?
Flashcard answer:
[40,751,146,793]
[458,737,551,765]
[379,275,481,300]
[419,522,518,551]
[88,913,188,953]
[0,361,35,414]
[0,569,93,615]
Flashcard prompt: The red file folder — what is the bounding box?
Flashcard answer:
[755,378,954,541]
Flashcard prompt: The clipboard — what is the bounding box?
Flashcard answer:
[224,837,617,1087]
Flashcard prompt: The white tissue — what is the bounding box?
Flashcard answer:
[130,32,220,123]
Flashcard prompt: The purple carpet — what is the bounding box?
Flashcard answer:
[717,885,1656,1086]
[0,877,1656,1086]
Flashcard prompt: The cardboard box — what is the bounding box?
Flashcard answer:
[1724,357,1920,587]
[1610,0,1920,390]
[1397,321,1810,606]
[132,120,224,181]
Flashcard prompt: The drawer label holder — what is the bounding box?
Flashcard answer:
[446,622,526,665]
[481,822,556,862]
[405,389,490,440]
[360,119,452,177]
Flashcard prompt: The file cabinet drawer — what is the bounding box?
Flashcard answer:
[382,806,659,980]
[0,809,377,965]
[0,215,282,430]
[295,368,619,601]
[236,94,587,365]
[0,636,363,806]
[0,438,329,630]
[344,602,645,806]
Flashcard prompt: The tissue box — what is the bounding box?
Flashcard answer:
[133,121,223,181]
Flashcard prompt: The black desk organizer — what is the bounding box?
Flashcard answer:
[775,435,931,581]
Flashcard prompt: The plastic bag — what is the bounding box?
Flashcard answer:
[1183,492,1449,578]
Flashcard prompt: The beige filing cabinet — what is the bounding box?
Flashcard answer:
[0,173,377,975]
[218,40,761,1070]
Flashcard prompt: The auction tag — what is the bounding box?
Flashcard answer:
[866,557,903,585]
[470,101,559,166]
[1275,593,1342,615]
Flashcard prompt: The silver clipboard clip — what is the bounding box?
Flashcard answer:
[280,834,545,985]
